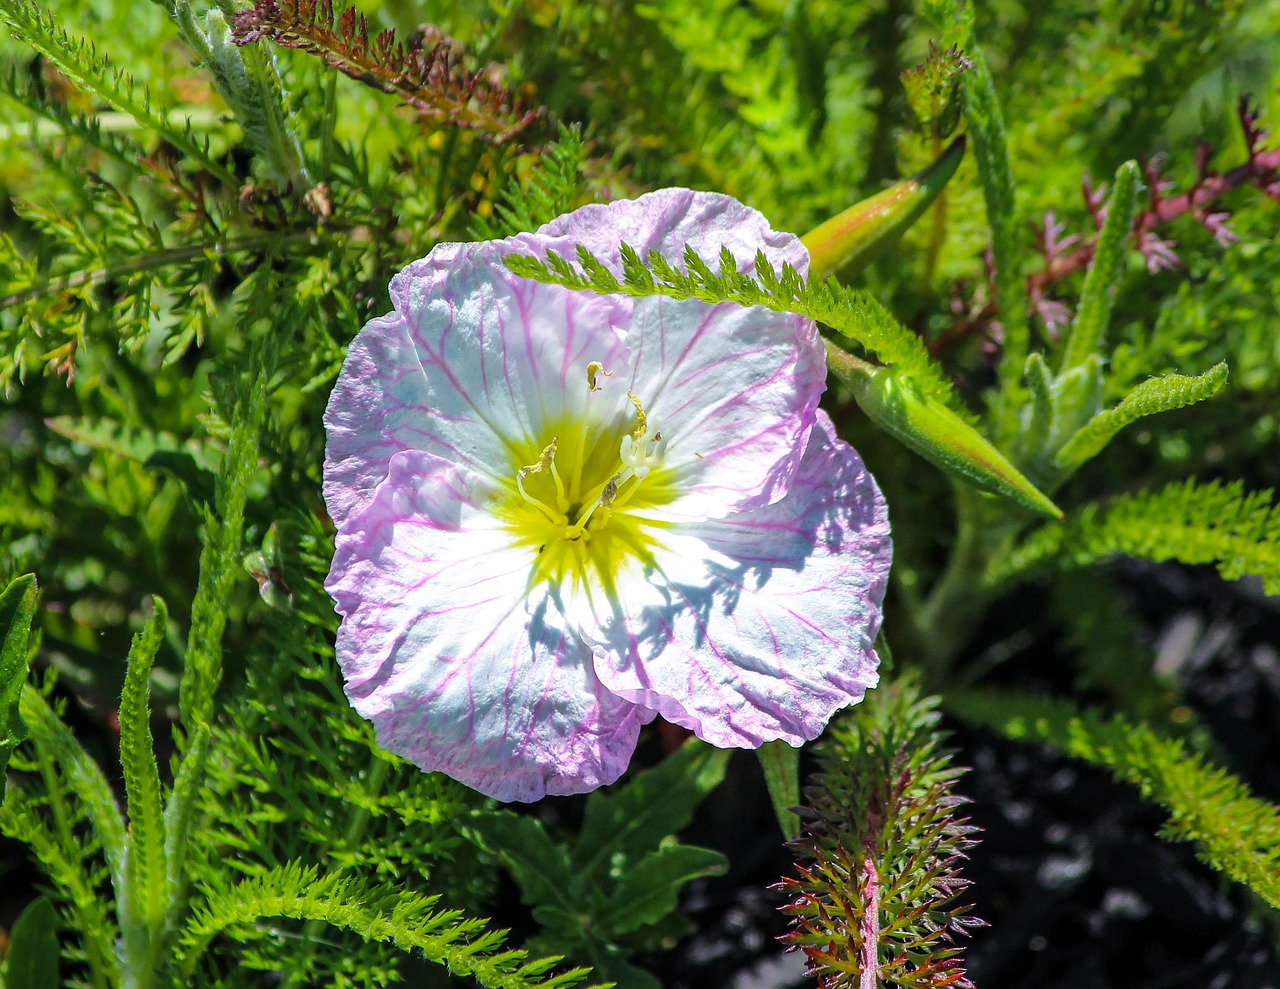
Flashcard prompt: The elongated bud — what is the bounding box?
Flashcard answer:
[802,136,966,279]
[826,342,1064,520]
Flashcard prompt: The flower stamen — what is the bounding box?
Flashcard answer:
[586,361,613,392]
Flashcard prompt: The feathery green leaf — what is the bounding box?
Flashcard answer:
[0,574,37,795]
[177,863,592,989]
[1055,361,1229,470]
[162,724,209,933]
[948,690,1280,908]
[987,479,1280,594]
[119,597,169,937]
[1059,160,1141,372]
[507,242,967,414]
[954,3,1027,391]
[0,0,238,185]
[180,330,275,733]
[19,689,127,891]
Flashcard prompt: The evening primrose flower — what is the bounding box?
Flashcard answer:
[323,189,891,802]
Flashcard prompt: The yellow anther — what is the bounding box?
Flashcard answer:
[586,362,612,392]
[517,438,559,480]
[627,390,648,441]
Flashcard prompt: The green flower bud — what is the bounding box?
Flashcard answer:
[827,342,1064,520]
[802,136,966,280]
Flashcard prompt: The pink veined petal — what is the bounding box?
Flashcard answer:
[326,450,650,802]
[588,411,891,747]
[324,242,634,528]
[510,189,825,517]
[618,292,825,517]
[529,187,810,278]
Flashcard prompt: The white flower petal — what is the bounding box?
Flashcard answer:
[589,412,890,747]
[325,243,634,527]
[327,450,650,802]
[512,189,826,517]
[530,187,810,278]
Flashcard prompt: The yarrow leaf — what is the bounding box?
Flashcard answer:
[506,241,968,416]
[118,597,169,936]
[177,863,592,988]
[1059,160,1142,373]
[947,690,1280,909]
[0,0,237,184]
[0,574,37,796]
[1054,361,1229,470]
[986,478,1280,594]
[230,0,542,143]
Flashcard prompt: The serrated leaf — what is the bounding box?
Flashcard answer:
[1055,362,1229,469]
[596,843,728,936]
[0,574,37,796]
[987,478,1280,595]
[5,896,60,989]
[120,597,169,933]
[948,689,1280,909]
[573,740,730,882]
[163,724,210,932]
[468,811,580,912]
[1059,160,1141,373]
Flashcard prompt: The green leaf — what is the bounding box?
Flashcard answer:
[163,724,210,932]
[574,740,730,882]
[177,863,591,989]
[756,740,801,841]
[467,811,580,918]
[986,479,1280,595]
[507,241,967,416]
[596,843,728,936]
[1059,160,1141,373]
[119,597,169,935]
[955,6,1027,392]
[5,896,60,989]
[0,574,38,796]
[0,0,237,185]
[19,690,128,897]
[180,332,275,734]
[947,690,1280,909]
[1054,362,1229,470]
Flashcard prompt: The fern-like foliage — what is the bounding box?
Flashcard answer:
[179,330,276,733]
[947,689,1280,909]
[507,241,967,415]
[987,478,1280,594]
[2,688,124,987]
[778,676,982,989]
[230,0,542,144]
[471,124,587,240]
[1057,160,1141,373]
[118,598,170,955]
[176,863,592,989]
[1053,361,1229,470]
[0,0,236,184]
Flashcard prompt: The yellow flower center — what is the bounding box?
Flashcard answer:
[498,373,675,596]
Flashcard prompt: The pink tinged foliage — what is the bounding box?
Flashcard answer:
[323,189,891,802]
